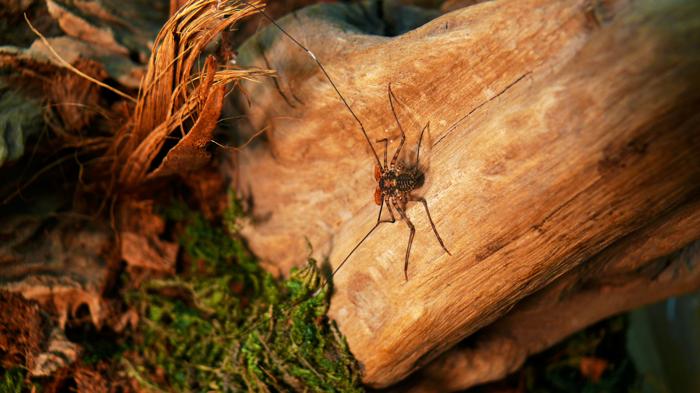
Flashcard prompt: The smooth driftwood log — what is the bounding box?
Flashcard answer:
[232,0,700,387]
[391,200,700,392]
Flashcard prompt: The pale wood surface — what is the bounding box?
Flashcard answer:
[233,0,700,387]
[392,200,700,392]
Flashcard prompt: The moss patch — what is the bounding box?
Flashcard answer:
[125,196,363,392]
[0,368,26,393]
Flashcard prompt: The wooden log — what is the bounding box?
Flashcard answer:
[389,199,700,392]
[233,0,700,387]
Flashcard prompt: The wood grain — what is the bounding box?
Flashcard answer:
[233,0,700,386]
[391,199,700,392]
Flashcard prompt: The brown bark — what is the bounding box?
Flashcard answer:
[234,0,700,387]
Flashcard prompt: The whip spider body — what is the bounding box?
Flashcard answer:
[242,2,451,283]
[333,84,451,281]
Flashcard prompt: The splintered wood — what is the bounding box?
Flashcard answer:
[234,0,700,388]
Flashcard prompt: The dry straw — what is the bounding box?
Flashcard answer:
[113,0,273,188]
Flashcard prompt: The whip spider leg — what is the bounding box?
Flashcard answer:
[329,84,451,282]
[241,1,450,283]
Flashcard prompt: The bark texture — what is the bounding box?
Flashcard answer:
[233,0,700,387]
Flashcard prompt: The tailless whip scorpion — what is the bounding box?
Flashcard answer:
[241,1,451,285]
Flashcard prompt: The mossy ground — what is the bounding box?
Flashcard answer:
[1,368,26,393]
[124,196,363,392]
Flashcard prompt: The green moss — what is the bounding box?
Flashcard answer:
[0,368,29,393]
[127,194,363,392]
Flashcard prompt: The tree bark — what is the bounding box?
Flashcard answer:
[233,0,700,387]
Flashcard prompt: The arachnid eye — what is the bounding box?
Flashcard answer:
[374,165,382,181]
[374,187,382,205]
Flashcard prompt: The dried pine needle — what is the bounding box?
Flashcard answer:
[24,14,137,103]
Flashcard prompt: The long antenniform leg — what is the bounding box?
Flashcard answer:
[409,121,450,254]
[409,195,451,255]
[393,199,416,281]
[326,197,396,286]
[240,0,383,168]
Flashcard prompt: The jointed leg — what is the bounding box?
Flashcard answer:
[257,41,298,109]
[330,198,395,281]
[415,122,429,168]
[393,198,415,281]
[376,138,389,169]
[387,84,406,167]
[409,196,451,255]
[384,196,396,223]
